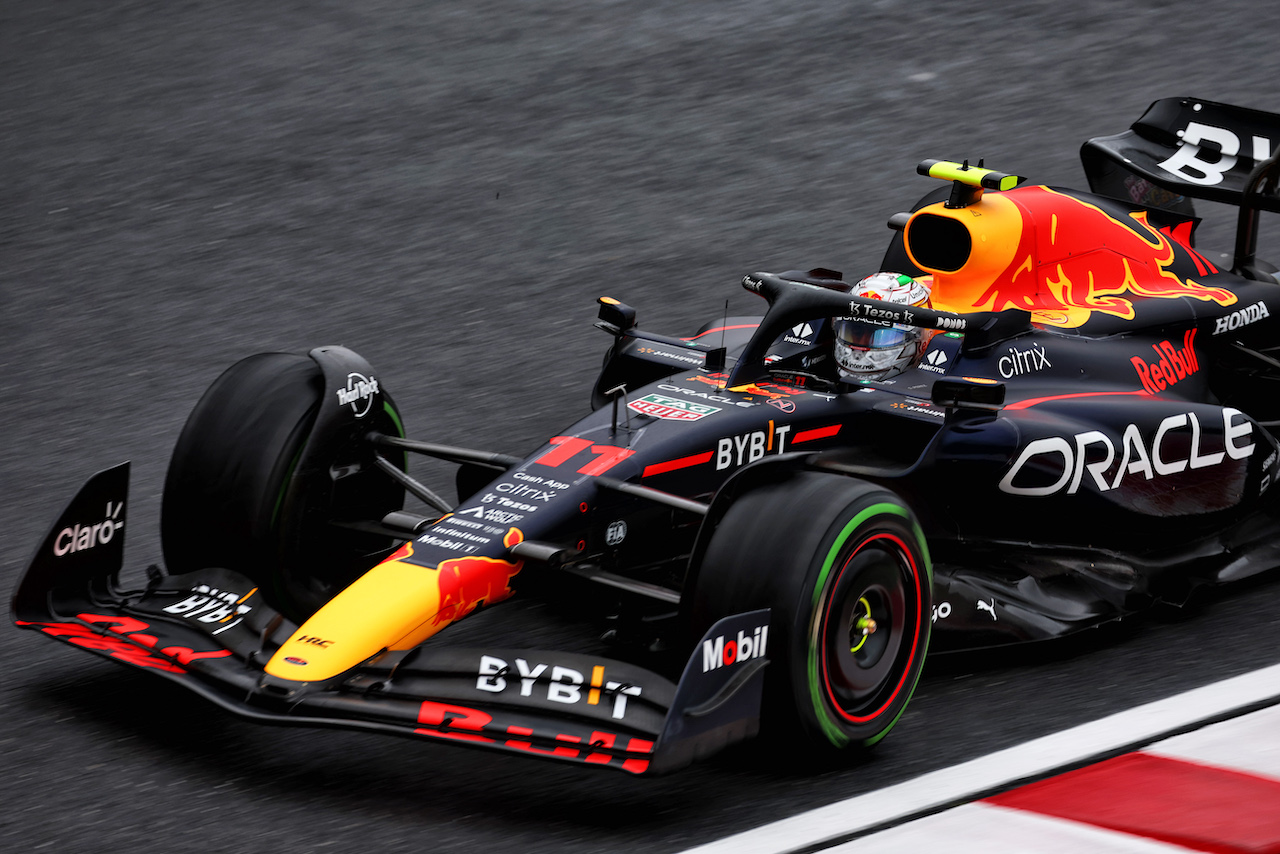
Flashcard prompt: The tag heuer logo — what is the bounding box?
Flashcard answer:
[627,394,720,421]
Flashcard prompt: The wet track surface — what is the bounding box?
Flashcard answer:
[5,2,1280,851]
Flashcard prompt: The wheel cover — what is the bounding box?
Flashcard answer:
[819,530,924,724]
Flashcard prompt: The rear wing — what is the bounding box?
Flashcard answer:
[1081,97,1280,280]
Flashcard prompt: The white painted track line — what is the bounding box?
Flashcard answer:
[679,662,1280,854]
[827,803,1196,854]
[1145,702,1280,779]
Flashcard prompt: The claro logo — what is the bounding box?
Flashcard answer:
[702,625,769,672]
[999,407,1255,496]
[54,501,124,556]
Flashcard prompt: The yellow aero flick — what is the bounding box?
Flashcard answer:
[917,158,1023,191]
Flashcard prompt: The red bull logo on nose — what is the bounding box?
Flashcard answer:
[433,528,525,626]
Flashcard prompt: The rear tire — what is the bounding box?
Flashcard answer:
[687,471,931,751]
[161,352,406,619]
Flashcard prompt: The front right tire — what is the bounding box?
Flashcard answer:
[687,471,932,751]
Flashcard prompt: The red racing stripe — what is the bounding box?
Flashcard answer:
[791,424,842,443]
[1004,390,1150,410]
[643,451,713,478]
[681,324,758,341]
[986,751,1280,853]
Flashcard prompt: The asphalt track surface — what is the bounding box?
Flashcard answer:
[5,2,1280,852]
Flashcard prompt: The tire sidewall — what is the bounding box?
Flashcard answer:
[793,494,931,748]
[162,351,406,620]
[688,470,932,752]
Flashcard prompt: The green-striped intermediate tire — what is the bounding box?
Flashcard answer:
[689,471,932,750]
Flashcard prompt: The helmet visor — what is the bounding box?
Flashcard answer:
[836,321,909,350]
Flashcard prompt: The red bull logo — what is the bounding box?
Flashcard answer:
[433,528,525,626]
[1132,330,1200,394]
[906,186,1236,328]
[18,614,233,673]
[690,373,807,404]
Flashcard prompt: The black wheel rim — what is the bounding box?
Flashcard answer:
[820,531,922,722]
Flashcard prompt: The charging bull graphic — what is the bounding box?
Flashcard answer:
[379,531,525,630]
[908,185,1237,328]
[433,528,525,626]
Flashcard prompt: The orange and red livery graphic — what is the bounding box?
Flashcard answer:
[914,186,1236,328]
[433,528,525,626]
[383,532,526,627]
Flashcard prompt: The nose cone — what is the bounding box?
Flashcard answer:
[264,531,525,683]
[264,558,445,681]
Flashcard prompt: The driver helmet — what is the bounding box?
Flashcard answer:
[833,272,932,380]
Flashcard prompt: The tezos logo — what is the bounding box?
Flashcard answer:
[54,501,124,557]
[336,372,379,418]
[701,624,769,672]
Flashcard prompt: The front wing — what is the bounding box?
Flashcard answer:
[12,464,769,775]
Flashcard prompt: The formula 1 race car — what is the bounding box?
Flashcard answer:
[14,97,1280,774]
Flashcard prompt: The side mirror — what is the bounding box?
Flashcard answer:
[596,297,637,335]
